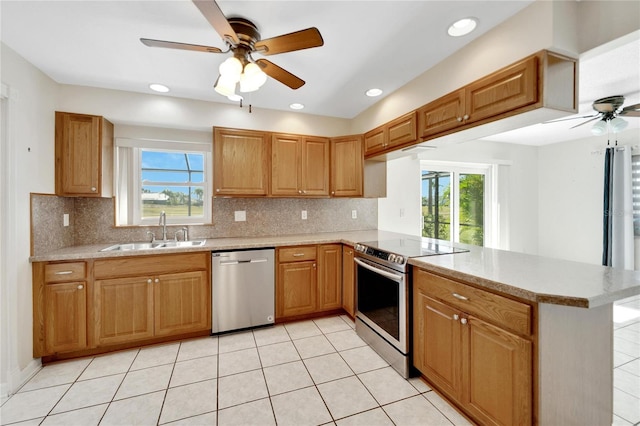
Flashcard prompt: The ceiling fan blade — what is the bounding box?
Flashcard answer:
[255,27,323,55]
[140,38,222,53]
[542,114,599,124]
[569,116,602,129]
[620,103,640,117]
[256,59,305,89]
[192,0,239,45]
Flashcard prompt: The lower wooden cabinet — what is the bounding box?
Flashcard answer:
[44,281,87,354]
[317,244,342,311]
[413,267,533,426]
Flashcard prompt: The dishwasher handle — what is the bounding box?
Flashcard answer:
[219,258,268,265]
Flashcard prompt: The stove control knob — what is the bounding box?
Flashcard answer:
[388,254,396,262]
[396,256,405,264]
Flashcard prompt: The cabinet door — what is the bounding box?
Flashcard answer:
[386,111,417,149]
[271,133,301,196]
[214,127,270,196]
[330,135,363,197]
[463,316,532,426]
[363,125,386,157]
[417,90,465,139]
[55,112,101,196]
[341,246,355,317]
[154,271,210,336]
[317,244,342,311]
[277,261,317,318]
[44,282,87,354]
[465,56,538,125]
[301,137,330,196]
[413,291,462,400]
[94,276,154,346]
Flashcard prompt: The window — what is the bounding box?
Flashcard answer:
[421,162,493,246]
[115,138,212,226]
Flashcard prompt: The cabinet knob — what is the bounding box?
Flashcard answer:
[460,318,468,325]
[313,263,316,268]
[216,188,220,192]
[331,191,335,195]
[91,187,97,192]
[77,284,84,290]
[147,279,152,284]
[298,190,303,194]
[453,314,459,321]
[457,117,463,122]
[154,278,160,283]
[463,114,469,120]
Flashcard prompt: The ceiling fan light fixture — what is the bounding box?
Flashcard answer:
[448,17,477,37]
[227,94,243,102]
[214,74,238,97]
[610,117,628,132]
[149,83,170,93]
[591,119,608,135]
[239,62,267,93]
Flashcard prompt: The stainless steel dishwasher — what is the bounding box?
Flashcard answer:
[211,248,275,334]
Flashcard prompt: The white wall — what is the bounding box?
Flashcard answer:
[377,157,422,237]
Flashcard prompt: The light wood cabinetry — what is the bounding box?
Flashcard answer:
[364,111,417,158]
[55,111,113,197]
[214,127,270,196]
[413,267,533,426]
[271,134,330,196]
[330,135,363,197]
[341,245,355,317]
[276,244,343,321]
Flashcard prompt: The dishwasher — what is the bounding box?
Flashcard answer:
[211,248,275,334]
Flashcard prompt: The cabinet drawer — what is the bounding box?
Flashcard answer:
[415,269,531,336]
[94,252,208,279]
[278,246,317,263]
[44,262,86,283]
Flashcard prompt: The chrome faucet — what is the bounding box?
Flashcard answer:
[159,211,167,241]
[174,227,189,242]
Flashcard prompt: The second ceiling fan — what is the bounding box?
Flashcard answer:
[140,0,324,95]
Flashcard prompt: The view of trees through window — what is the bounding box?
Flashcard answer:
[422,170,485,246]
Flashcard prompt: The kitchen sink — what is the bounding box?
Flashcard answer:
[100,240,206,252]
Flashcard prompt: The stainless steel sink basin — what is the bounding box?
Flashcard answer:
[100,239,206,252]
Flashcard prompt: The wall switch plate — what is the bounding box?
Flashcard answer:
[63,213,69,227]
[234,210,246,222]
[351,210,357,219]
[301,210,307,220]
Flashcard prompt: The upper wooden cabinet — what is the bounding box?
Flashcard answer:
[271,133,330,196]
[330,135,363,197]
[364,111,417,158]
[214,127,270,196]
[55,111,113,197]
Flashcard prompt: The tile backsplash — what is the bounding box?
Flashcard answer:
[31,194,378,255]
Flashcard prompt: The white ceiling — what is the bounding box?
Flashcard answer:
[1,1,638,145]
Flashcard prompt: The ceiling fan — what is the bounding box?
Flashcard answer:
[546,95,640,134]
[140,0,324,96]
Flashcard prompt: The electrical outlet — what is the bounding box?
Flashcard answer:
[351,210,357,219]
[301,210,307,220]
[234,210,246,222]
[63,213,69,227]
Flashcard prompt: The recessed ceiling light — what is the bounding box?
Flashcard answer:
[447,17,478,37]
[289,103,305,110]
[227,94,243,102]
[365,88,383,97]
[149,83,170,93]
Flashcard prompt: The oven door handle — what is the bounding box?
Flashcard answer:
[354,257,403,281]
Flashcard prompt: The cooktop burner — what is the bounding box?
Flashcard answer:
[358,238,469,258]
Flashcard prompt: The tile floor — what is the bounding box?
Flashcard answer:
[1,297,639,426]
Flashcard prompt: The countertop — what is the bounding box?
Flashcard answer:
[30,230,640,309]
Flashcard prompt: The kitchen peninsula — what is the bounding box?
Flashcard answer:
[31,230,640,426]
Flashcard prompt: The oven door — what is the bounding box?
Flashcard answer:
[354,257,408,354]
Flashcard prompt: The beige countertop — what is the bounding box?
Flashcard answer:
[30,230,640,309]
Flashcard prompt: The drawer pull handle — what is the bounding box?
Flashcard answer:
[292,253,305,257]
[460,318,468,325]
[452,293,469,301]
[54,271,73,275]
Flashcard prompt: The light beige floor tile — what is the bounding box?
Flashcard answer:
[41,403,107,426]
[293,335,335,359]
[217,369,268,409]
[423,392,473,425]
[263,361,314,395]
[130,343,179,371]
[335,407,393,426]
[318,376,378,420]
[615,368,640,398]
[314,316,352,334]
[176,336,218,362]
[340,346,388,374]
[614,337,640,358]
[218,347,261,377]
[619,358,640,376]
[284,320,322,340]
[339,315,356,329]
[616,327,640,343]
[271,386,332,426]
[613,414,633,425]
[0,385,69,425]
[20,359,91,392]
[170,355,218,387]
[2,418,44,426]
[408,376,432,393]
[614,388,640,424]
[358,367,418,405]
[615,350,636,368]
[159,379,217,424]
[383,395,454,425]
[325,329,366,352]
[257,341,300,367]
[217,397,276,426]
[304,353,354,384]
[78,350,137,381]
[100,390,165,426]
[50,373,123,414]
[114,364,173,400]
[218,331,256,354]
[253,325,291,347]
[162,411,216,425]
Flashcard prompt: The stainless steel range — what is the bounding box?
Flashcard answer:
[353,237,468,378]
